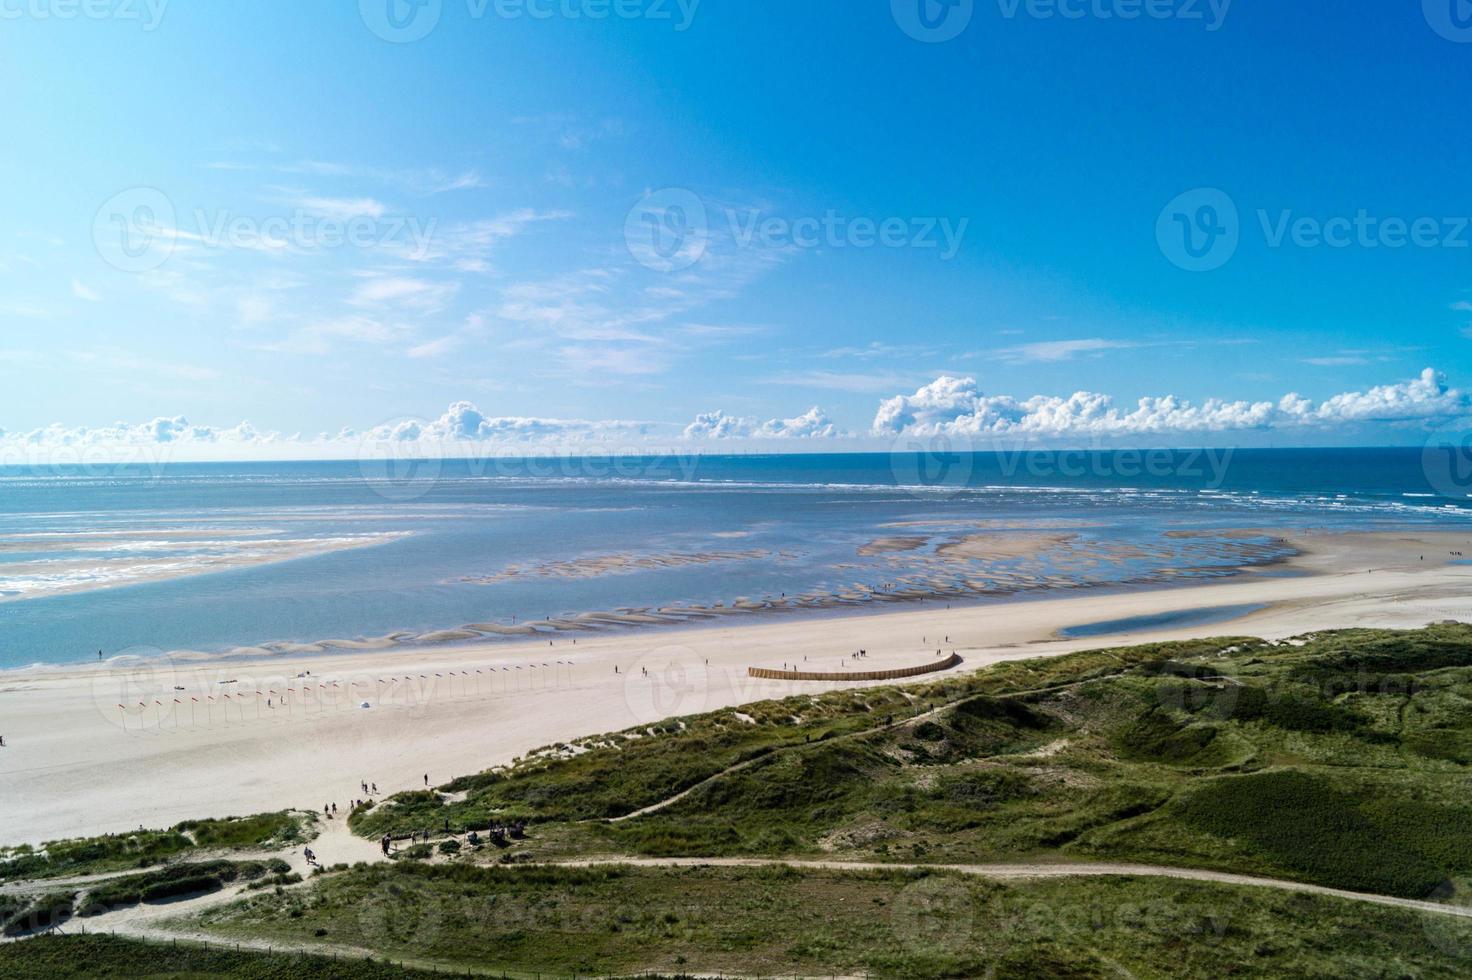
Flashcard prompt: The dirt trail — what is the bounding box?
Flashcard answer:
[609,676,1091,823]
[538,856,1472,920]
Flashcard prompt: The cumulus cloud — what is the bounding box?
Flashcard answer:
[872,368,1469,438]
[8,370,1465,464]
[685,407,841,440]
[0,402,667,462]
[371,401,659,444]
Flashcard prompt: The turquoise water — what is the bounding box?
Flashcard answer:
[1058,604,1270,639]
[0,449,1467,669]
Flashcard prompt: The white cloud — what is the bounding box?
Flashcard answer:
[1,401,667,461]
[995,338,1139,363]
[685,406,841,440]
[872,368,1469,438]
[400,209,571,268]
[407,335,460,359]
[296,196,387,220]
[251,315,402,354]
[71,279,100,302]
[1302,356,1368,366]
[349,276,458,312]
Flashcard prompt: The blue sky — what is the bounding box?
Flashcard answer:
[2,0,1470,457]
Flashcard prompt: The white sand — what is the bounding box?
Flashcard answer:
[3,529,1471,847]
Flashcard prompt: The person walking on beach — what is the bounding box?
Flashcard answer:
[423,773,429,787]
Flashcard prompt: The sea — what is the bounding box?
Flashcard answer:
[1,447,1469,671]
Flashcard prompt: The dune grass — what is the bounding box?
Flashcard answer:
[0,933,452,979]
[352,625,1472,900]
[193,861,1472,978]
[0,811,311,884]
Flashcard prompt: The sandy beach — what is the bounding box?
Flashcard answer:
[3,528,1471,848]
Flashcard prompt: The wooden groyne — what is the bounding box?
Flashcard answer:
[748,653,962,682]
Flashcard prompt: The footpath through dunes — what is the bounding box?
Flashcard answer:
[528,856,1472,921]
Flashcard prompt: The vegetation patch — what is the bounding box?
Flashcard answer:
[77,859,292,916]
[0,811,311,883]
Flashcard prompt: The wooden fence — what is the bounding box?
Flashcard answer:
[747,652,962,682]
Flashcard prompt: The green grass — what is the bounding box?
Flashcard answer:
[0,811,312,883]
[77,859,293,916]
[349,637,1232,843]
[191,861,1472,978]
[0,934,454,979]
[349,625,1472,899]
[1170,770,1450,896]
[1,892,75,938]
